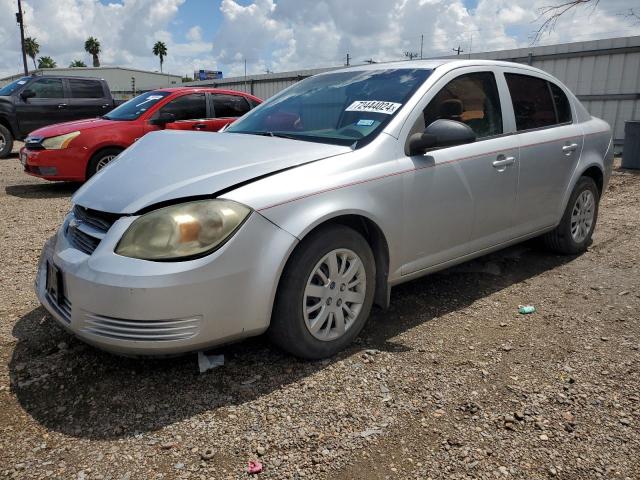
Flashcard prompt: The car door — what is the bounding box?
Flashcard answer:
[502,69,584,234]
[159,92,211,132]
[15,77,69,134]
[401,68,519,275]
[210,93,252,130]
[66,78,111,121]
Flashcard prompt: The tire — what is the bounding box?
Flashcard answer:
[0,124,14,159]
[269,224,376,359]
[86,148,122,179]
[542,176,599,254]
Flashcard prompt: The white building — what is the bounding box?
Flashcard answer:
[0,66,183,100]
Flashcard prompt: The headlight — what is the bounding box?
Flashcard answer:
[115,200,251,260]
[42,131,81,149]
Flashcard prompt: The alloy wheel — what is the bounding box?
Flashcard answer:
[570,189,595,243]
[96,154,117,171]
[303,248,367,341]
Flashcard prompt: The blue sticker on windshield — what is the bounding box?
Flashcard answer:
[357,119,375,126]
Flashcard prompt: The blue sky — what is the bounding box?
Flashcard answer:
[1,0,639,79]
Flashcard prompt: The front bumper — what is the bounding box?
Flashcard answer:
[22,146,87,181]
[35,212,297,356]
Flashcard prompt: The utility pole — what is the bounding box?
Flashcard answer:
[420,34,424,59]
[345,53,350,66]
[244,58,247,93]
[364,58,376,64]
[131,77,136,96]
[452,45,464,55]
[16,0,29,75]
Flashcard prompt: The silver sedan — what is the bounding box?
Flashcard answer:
[36,59,613,359]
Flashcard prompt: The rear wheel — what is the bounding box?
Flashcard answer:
[0,124,14,159]
[86,148,122,179]
[269,224,376,359]
[542,176,599,254]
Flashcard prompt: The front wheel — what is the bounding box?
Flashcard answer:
[542,176,599,254]
[86,148,122,179]
[0,124,14,159]
[269,225,376,359]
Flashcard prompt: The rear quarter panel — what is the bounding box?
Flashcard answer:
[558,116,612,219]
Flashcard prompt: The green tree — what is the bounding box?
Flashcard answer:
[24,37,40,70]
[69,60,87,67]
[152,41,168,72]
[37,56,57,69]
[84,37,101,67]
[181,75,193,83]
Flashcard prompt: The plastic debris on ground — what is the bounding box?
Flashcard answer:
[247,460,263,474]
[197,352,224,373]
[518,305,536,314]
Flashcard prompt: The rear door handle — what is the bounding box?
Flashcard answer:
[57,103,67,109]
[492,156,515,169]
[562,143,578,154]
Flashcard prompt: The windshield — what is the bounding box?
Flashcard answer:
[0,77,30,96]
[226,68,432,147]
[103,91,171,121]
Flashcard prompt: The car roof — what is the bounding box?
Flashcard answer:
[326,59,548,76]
[155,87,260,98]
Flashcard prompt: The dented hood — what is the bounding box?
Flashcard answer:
[73,130,351,214]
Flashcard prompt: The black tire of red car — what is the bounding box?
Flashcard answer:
[0,124,14,159]
[269,224,376,359]
[86,148,123,179]
[542,176,600,255]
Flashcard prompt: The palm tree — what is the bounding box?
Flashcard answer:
[69,60,87,67]
[24,37,39,70]
[84,37,101,67]
[37,56,57,69]
[152,41,168,72]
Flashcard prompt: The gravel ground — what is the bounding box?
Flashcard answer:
[1,142,639,480]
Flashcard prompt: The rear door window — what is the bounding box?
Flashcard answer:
[505,73,557,131]
[212,94,250,117]
[549,82,572,124]
[158,93,207,121]
[423,72,503,139]
[69,79,105,98]
[28,78,64,98]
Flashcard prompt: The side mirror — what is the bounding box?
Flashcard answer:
[149,112,176,127]
[408,119,476,156]
[20,89,35,100]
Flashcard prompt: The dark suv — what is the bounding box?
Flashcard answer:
[0,75,118,158]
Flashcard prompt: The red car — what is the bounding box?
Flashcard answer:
[20,88,262,181]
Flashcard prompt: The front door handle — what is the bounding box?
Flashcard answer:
[193,123,207,130]
[57,103,67,109]
[562,143,578,154]
[492,156,515,170]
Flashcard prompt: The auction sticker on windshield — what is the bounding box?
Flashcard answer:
[346,100,402,115]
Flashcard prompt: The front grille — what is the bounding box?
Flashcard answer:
[67,205,123,255]
[68,225,101,254]
[81,314,201,342]
[73,205,121,232]
[46,292,72,324]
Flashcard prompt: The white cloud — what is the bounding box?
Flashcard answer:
[1,0,638,80]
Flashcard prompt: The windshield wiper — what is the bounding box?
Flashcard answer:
[241,131,301,140]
